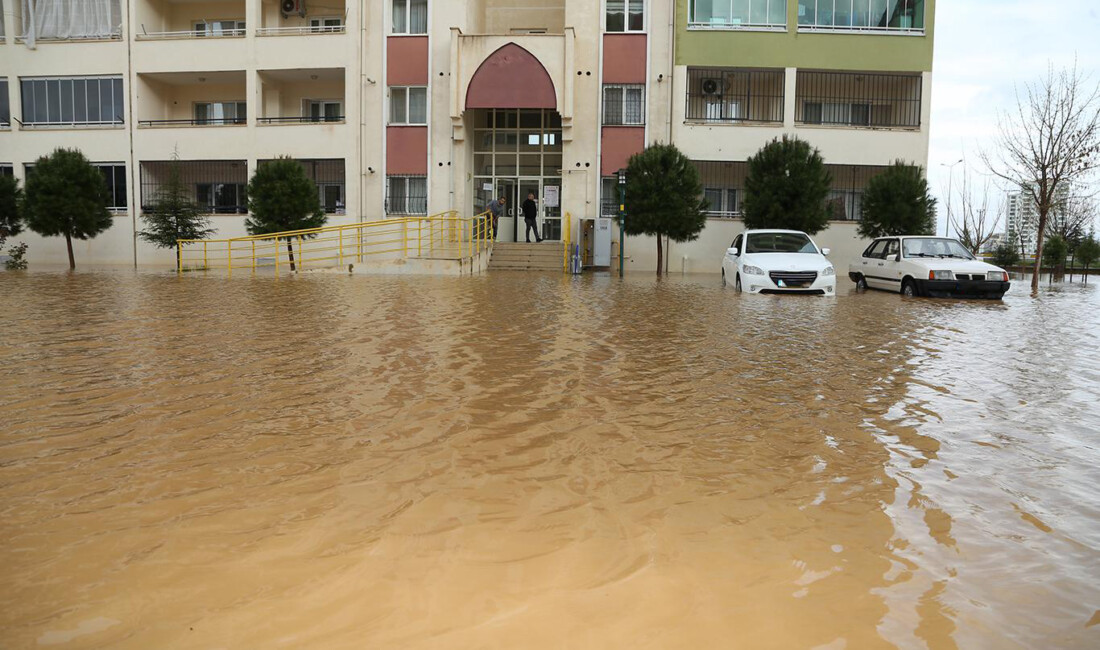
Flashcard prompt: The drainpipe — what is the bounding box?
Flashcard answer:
[667,0,674,142]
[126,0,137,268]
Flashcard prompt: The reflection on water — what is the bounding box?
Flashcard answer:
[1,270,1098,649]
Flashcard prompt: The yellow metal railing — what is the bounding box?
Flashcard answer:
[177,211,494,273]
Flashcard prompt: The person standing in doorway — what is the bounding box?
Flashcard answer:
[485,196,506,239]
[522,192,542,243]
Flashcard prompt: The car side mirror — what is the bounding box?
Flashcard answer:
[821,247,831,256]
[727,247,738,256]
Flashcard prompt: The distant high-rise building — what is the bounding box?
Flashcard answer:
[1005,182,1072,256]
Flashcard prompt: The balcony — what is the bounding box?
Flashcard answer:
[136,71,247,129]
[140,160,249,215]
[685,68,784,124]
[136,0,246,40]
[12,0,123,43]
[257,0,346,36]
[690,160,890,221]
[257,69,345,125]
[795,70,922,129]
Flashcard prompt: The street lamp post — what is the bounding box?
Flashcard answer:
[941,158,963,237]
[617,168,627,277]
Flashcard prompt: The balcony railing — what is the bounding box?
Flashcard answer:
[686,68,784,124]
[795,71,922,128]
[255,25,346,36]
[257,116,345,124]
[136,28,245,40]
[138,118,246,127]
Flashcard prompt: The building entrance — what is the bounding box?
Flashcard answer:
[472,109,563,242]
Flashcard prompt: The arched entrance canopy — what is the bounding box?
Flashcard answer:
[465,43,556,110]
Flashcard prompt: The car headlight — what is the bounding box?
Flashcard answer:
[821,266,835,277]
[987,271,1008,281]
[743,265,765,276]
[929,270,955,280]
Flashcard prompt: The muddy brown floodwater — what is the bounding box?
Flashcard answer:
[1,269,1099,649]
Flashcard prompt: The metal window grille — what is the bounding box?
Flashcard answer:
[795,70,921,128]
[692,161,887,221]
[601,177,619,218]
[602,85,645,126]
[1,165,14,177]
[686,68,784,123]
[259,158,346,214]
[139,160,248,214]
[386,175,428,215]
[19,76,126,126]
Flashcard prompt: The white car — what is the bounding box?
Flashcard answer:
[849,236,1011,299]
[721,229,836,295]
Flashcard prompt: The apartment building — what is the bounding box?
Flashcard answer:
[1,1,935,270]
[1006,183,1074,257]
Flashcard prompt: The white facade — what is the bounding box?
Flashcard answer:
[1,0,934,272]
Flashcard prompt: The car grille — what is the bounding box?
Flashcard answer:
[954,274,979,281]
[769,271,818,287]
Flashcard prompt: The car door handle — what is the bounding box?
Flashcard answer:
[877,262,884,266]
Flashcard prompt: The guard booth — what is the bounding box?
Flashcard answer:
[580,217,612,268]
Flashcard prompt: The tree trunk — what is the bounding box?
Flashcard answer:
[655,232,663,276]
[65,232,75,270]
[286,237,297,272]
[176,244,182,272]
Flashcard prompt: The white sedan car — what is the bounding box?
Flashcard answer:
[848,236,1011,299]
[721,229,836,295]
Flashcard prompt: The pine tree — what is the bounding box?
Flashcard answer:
[622,144,708,275]
[24,148,113,270]
[139,153,214,269]
[0,174,23,239]
[245,157,326,271]
[1076,235,1100,285]
[743,136,832,235]
[858,161,937,238]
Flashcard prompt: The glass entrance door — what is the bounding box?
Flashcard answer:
[495,179,517,242]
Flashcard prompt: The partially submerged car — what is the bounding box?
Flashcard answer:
[849,236,1010,299]
[722,230,836,295]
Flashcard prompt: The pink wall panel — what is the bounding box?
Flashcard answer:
[466,43,556,109]
[601,127,645,177]
[387,126,428,175]
[602,34,647,84]
[387,36,429,86]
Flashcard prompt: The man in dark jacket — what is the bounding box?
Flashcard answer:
[485,196,505,238]
[522,192,542,243]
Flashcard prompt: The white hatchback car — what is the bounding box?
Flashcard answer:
[721,229,836,295]
[849,236,1011,299]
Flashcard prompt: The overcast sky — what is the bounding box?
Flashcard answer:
[928,0,1100,234]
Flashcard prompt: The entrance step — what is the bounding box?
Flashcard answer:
[489,242,562,271]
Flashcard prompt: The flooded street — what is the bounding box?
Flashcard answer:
[1,269,1098,649]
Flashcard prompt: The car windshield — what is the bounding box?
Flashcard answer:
[745,233,817,254]
[902,238,975,260]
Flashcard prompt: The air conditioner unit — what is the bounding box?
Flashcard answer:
[701,78,722,96]
[281,0,305,18]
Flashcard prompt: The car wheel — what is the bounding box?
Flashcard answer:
[902,279,917,297]
[735,273,743,293]
[855,275,868,291]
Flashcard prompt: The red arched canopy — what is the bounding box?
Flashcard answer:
[465,43,556,110]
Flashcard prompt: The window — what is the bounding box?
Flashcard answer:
[386,176,427,215]
[0,79,9,126]
[194,102,246,125]
[196,183,247,214]
[864,239,887,258]
[798,1,925,32]
[796,71,921,128]
[802,101,870,126]
[690,0,786,28]
[306,100,343,122]
[0,165,13,178]
[703,188,739,216]
[606,0,644,32]
[687,68,785,123]
[602,85,645,125]
[193,20,245,36]
[96,164,127,211]
[309,17,344,32]
[319,184,345,214]
[19,0,123,41]
[392,0,428,34]
[20,76,125,126]
[389,87,427,125]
